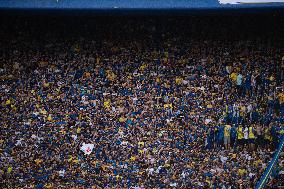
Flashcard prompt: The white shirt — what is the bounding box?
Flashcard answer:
[59,169,65,177]
[71,135,77,141]
[244,127,249,139]
[249,172,255,178]
[16,139,23,146]
[148,168,154,175]
[156,166,162,173]
[220,156,228,164]
[170,182,177,187]
[181,171,188,179]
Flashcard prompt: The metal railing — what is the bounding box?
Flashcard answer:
[255,135,284,189]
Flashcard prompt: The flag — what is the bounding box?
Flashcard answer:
[219,0,284,4]
[80,143,94,155]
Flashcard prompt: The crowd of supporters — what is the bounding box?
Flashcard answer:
[0,16,283,189]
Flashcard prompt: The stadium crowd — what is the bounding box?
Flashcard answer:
[0,17,283,189]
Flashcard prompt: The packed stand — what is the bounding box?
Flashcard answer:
[0,16,284,189]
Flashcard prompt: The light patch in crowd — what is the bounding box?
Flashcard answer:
[219,0,284,4]
[80,143,94,155]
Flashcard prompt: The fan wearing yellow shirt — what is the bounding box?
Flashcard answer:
[130,156,136,162]
[7,166,12,174]
[119,116,126,123]
[92,185,101,189]
[34,159,42,165]
[47,114,53,122]
[5,99,11,105]
[224,124,231,149]
[237,125,244,147]
[104,100,111,109]
[238,167,247,177]
[207,103,213,109]
[264,127,272,144]
[77,127,81,134]
[230,72,237,83]
[43,82,50,88]
[175,77,182,85]
[44,183,53,189]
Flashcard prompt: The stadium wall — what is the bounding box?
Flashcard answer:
[0,0,284,9]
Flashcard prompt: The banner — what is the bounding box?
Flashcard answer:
[219,0,284,4]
